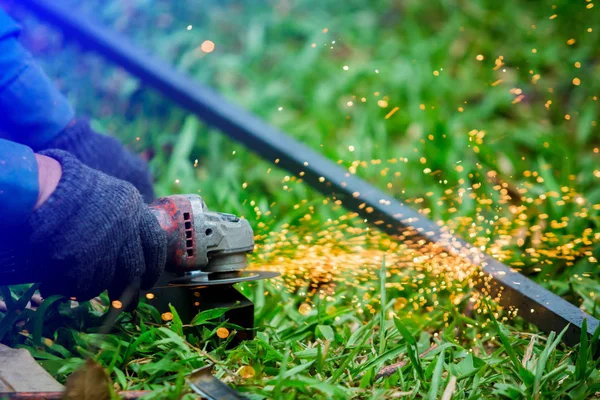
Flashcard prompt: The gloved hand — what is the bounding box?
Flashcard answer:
[26,150,166,307]
[45,119,156,203]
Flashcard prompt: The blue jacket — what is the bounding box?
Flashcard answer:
[0,9,74,224]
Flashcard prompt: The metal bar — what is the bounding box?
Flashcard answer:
[18,0,599,346]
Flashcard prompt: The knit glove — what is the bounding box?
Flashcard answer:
[27,150,166,307]
[45,119,155,202]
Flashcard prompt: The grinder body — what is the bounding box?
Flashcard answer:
[149,195,254,274]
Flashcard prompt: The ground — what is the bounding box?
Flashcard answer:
[1,0,600,398]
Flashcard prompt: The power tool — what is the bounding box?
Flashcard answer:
[0,194,277,341]
[143,194,278,340]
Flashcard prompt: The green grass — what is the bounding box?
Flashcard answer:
[1,0,600,398]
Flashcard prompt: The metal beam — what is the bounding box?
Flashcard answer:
[19,0,598,346]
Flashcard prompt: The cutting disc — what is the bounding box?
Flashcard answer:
[166,270,280,287]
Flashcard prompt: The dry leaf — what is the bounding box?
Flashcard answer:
[522,335,536,367]
[441,375,457,400]
[63,359,112,400]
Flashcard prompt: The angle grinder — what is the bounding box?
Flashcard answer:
[148,194,277,286]
[144,195,278,337]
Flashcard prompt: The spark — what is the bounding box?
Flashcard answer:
[200,40,215,53]
[216,327,230,338]
[246,148,598,339]
[298,303,312,315]
[384,107,399,119]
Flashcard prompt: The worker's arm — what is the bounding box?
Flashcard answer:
[0,8,154,202]
[0,10,74,149]
[0,10,165,304]
[0,140,38,226]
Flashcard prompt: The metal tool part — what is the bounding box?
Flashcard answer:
[188,363,246,400]
[18,0,599,347]
[168,271,281,286]
[144,271,259,344]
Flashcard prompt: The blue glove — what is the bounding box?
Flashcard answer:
[46,119,156,203]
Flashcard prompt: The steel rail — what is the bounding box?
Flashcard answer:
[19,0,598,346]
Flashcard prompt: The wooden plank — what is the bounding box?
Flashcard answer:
[0,344,63,393]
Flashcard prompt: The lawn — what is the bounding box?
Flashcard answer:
[1,0,600,398]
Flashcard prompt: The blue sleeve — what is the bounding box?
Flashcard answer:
[0,139,39,224]
[0,8,74,151]
[0,9,20,40]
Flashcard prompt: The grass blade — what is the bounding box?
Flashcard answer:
[575,319,589,380]
[0,284,39,342]
[486,302,520,371]
[534,325,568,396]
[274,349,290,398]
[0,287,14,308]
[427,347,445,400]
[330,320,375,383]
[379,255,387,356]
[394,317,425,381]
[591,320,600,356]
[32,295,64,346]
